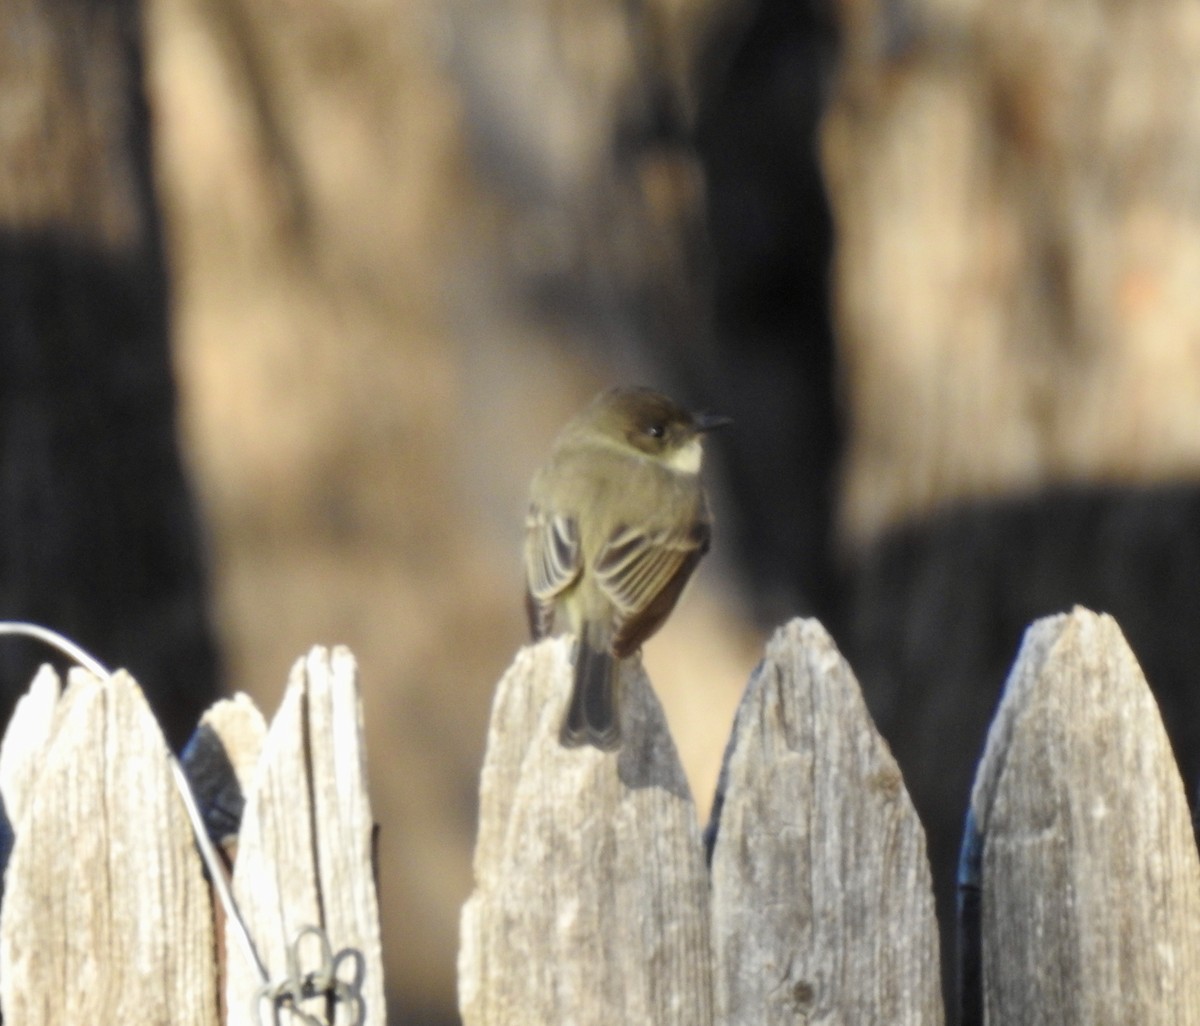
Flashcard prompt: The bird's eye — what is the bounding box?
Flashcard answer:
[645,423,665,439]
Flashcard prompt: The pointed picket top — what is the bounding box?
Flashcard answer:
[460,638,713,1026]
[970,607,1200,1024]
[181,693,268,847]
[0,668,216,1024]
[709,618,943,1025]
[199,692,268,795]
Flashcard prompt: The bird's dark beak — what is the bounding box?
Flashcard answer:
[693,411,732,434]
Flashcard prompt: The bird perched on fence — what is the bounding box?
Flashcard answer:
[524,386,729,750]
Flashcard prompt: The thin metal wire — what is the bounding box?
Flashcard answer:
[0,621,370,1022]
[170,758,268,982]
[0,621,268,984]
[0,622,110,678]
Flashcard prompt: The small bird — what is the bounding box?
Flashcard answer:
[524,386,729,750]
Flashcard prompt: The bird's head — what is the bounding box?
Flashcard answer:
[582,386,730,473]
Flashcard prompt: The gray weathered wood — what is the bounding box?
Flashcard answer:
[459,637,713,1026]
[0,668,217,1024]
[709,618,943,1025]
[971,607,1200,1024]
[227,646,385,1026]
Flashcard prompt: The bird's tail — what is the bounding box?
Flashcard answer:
[561,622,621,750]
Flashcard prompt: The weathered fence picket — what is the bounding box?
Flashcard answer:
[461,607,1200,1024]
[0,667,218,1024]
[709,619,942,1024]
[459,621,941,1025]
[229,646,386,1026]
[966,608,1200,1024]
[0,645,384,1026]
[458,637,714,1026]
[0,608,1193,1023]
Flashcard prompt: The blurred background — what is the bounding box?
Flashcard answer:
[5,0,1200,1022]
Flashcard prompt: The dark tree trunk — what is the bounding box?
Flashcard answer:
[0,0,220,748]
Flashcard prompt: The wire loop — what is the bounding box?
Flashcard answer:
[0,622,369,1026]
[254,925,366,1026]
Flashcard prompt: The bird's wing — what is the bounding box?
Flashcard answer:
[595,519,710,657]
[524,504,582,637]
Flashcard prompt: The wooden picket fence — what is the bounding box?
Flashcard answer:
[459,607,1200,1024]
[0,645,384,1026]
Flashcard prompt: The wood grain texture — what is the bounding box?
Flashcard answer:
[971,607,1200,1024]
[459,637,713,1026]
[0,668,217,1024]
[226,646,385,1026]
[709,618,943,1025]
